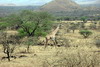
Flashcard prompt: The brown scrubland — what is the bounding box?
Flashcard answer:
[0,21,100,67]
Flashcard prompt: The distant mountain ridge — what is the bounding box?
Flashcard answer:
[0,0,99,17]
[0,6,40,17]
[81,4,100,8]
[0,3,16,6]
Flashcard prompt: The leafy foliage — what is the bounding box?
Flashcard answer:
[5,10,53,37]
[0,22,10,30]
[79,30,92,38]
[18,28,27,37]
[18,11,53,37]
[80,16,88,23]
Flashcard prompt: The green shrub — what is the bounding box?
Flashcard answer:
[0,22,9,30]
[18,28,27,37]
[79,30,92,38]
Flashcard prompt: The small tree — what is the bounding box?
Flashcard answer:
[69,23,78,33]
[81,16,88,23]
[79,22,85,29]
[79,30,92,38]
[0,32,20,61]
[24,37,38,53]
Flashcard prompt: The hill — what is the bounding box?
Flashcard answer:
[0,0,99,18]
[40,0,81,12]
[39,0,100,18]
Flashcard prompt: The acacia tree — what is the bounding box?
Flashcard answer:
[81,16,88,23]
[17,10,53,37]
[5,10,53,37]
[79,30,92,38]
[14,10,53,52]
[5,10,53,52]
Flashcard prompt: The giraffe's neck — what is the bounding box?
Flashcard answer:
[51,25,59,35]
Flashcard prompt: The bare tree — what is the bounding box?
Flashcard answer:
[0,31,20,61]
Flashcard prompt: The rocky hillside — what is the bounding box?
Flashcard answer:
[40,0,81,12]
[39,0,100,17]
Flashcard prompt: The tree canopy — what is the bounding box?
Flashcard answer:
[5,10,54,37]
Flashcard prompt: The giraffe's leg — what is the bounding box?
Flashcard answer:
[45,38,48,48]
[51,37,57,47]
[54,40,56,47]
[51,39,55,47]
[53,37,57,47]
[55,37,58,45]
[53,40,57,48]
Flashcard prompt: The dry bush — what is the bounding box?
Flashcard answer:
[51,52,100,67]
[95,39,100,47]
[0,31,20,61]
[56,36,71,47]
[94,35,100,47]
[89,24,97,30]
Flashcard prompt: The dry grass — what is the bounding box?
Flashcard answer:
[0,45,99,67]
[0,21,100,67]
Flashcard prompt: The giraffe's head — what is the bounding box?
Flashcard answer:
[58,23,63,29]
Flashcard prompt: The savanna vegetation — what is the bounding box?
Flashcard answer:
[0,10,100,67]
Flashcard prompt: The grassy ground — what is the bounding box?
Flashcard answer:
[0,45,99,67]
[0,21,100,67]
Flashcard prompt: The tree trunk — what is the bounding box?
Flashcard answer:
[7,45,10,61]
[27,45,30,53]
[45,38,48,48]
[72,30,75,33]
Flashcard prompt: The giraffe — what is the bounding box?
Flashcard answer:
[44,24,61,48]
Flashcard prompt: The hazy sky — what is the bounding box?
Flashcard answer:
[74,0,99,4]
[0,0,99,6]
